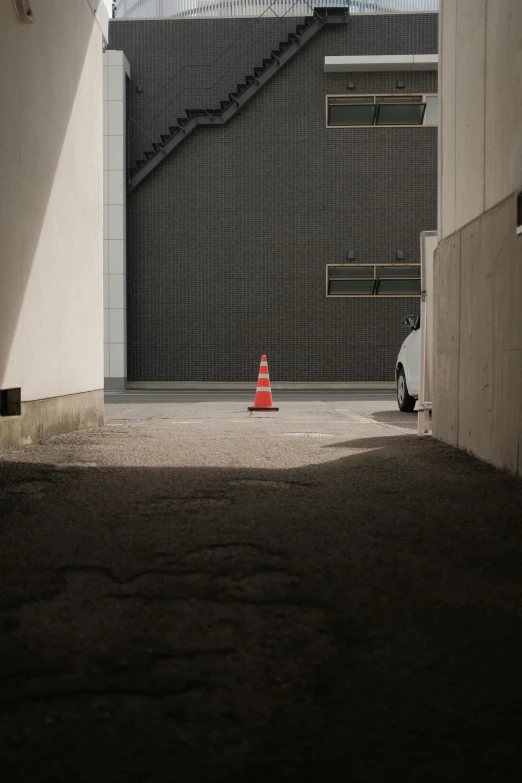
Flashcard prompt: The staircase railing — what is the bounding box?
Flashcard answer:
[126,0,319,173]
[115,0,438,19]
[127,5,350,189]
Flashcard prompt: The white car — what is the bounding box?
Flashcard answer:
[395,315,420,412]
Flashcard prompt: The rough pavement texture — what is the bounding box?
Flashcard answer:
[1,394,522,782]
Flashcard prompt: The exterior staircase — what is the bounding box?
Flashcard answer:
[128,6,349,192]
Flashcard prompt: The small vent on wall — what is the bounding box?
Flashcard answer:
[0,388,21,417]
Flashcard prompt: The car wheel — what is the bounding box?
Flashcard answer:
[397,367,416,412]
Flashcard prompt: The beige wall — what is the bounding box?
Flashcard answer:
[439,0,522,239]
[434,194,522,474]
[0,0,105,405]
[434,0,522,475]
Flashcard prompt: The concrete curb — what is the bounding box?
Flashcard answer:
[125,382,396,391]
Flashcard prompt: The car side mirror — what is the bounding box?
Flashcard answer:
[403,315,417,329]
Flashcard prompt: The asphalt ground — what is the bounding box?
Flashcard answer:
[1,392,522,782]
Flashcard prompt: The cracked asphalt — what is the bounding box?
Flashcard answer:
[1,391,522,782]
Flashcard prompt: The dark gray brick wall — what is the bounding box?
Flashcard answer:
[110,12,438,382]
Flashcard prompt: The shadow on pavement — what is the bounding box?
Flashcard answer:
[1,435,522,781]
[370,409,418,429]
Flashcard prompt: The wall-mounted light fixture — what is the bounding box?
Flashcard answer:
[346,250,356,260]
[395,249,405,261]
[396,79,405,89]
[14,0,34,23]
[346,79,356,90]
[136,85,144,93]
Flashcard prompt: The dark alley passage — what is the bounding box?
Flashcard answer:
[1,394,522,781]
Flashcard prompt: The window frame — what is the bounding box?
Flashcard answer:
[326,93,438,129]
[326,264,422,298]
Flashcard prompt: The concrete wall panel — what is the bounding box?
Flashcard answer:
[437,194,522,473]
[0,389,103,451]
[492,196,522,355]
[492,349,521,475]
[457,209,495,460]
[489,196,522,473]
[432,234,460,445]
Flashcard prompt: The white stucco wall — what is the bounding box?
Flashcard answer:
[0,0,105,403]
[439,0,522,239]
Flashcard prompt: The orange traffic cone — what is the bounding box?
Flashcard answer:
[248,354,279,412]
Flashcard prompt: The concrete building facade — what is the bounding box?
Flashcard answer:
[0,0,107,449]
[109,10,438,385]
[433,0,522,475]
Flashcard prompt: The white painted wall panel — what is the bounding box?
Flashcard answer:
[108,170,125,205]
[108,240,125,274]
[108,136,125,171]
[108,205,126,240]
[109,275,126,309]
[454,0,486,229]
[108,66,125,102]
[484,0,522,211]
[103,52,128,386]
[440,0,522,238]
[0,0,104,401]
[108,100,125,136]
[439,0,457,239]
[109,309,125,344]
[110,344,125,377]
